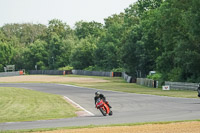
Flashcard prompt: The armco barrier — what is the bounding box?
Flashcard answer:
[0,71,21,77]
[122,72,132,83]
[72,70,112,77]
[29,70,65,75]
[137,78,158,88]
[165,81,199,91]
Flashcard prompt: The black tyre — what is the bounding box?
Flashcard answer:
[109,111,113,116]
[99,107,107,116]
[198,89,200,97]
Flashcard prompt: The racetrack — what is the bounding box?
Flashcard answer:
[0,83,200,131]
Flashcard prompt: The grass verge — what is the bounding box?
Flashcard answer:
[64,75,198,98]
[1,120,200,133]
[0,87,78,123]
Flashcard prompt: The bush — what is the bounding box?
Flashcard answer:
[111,68,124,72]
[147,73,164,87]
[147,73,162,80]
[84,66,103,71]
[58,66,73,71]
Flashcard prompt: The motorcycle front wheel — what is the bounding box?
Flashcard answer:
[99,107,107,116]
[109,111,113,116]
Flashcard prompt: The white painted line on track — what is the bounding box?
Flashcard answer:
[59,84,125,94]
[59,84,95,90]
[59,84,200,100]
[63,96,94,116]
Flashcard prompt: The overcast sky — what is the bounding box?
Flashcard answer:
[0,0,137,28]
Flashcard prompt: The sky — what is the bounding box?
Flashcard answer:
[0,0,137,28]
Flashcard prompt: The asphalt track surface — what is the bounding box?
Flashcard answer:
[1,83,200,131]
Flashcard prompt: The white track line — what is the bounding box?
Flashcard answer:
[63,96,94,116]
[59,84,124,94]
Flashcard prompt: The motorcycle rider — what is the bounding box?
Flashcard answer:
[94,91,112,108]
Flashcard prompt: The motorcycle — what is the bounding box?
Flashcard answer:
[197,84,200,97]
[96,98,112,116]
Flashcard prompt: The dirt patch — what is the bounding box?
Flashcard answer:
[33,121,200,133]
[0,75,108,83]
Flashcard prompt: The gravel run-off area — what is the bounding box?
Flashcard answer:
[33,121,200,133]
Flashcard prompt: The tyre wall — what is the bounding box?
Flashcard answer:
[72,70,112,77]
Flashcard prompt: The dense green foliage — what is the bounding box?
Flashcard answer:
[0,0,199,82]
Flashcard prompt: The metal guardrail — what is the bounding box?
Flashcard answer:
[122,72,132,83]
[28,70,120,77]
[165,81,199,91]
[29,70,65,75]
[72,70,112,77]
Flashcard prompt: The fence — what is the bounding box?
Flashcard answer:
[29,70,65,75]
[165,81,199,91]
[72,70,112,77]
[122,72,133,83]
[28,70,120,77]
[136,78,158,88]
[0,71,22,77]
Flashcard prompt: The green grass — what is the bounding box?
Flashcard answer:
[64,75,198,98]
[0,87,78,123]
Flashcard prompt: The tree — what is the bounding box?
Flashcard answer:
[1,23,47,46]
[154,0,191,81]
[94,13,125,71]
[46,19,75,69]
[137,0,164,16]
[23,40,48,70]
[0,30,6,42]
[121,4,143,77]
[173,0,200,82]
[70,37,96,69]
[121,25,143,77]
[95,41,118,71]
[0,41,13,71]
[75,21,104,39]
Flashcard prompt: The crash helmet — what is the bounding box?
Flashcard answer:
[95,91,100,97]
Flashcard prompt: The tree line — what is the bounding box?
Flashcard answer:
[0,0,200,82]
